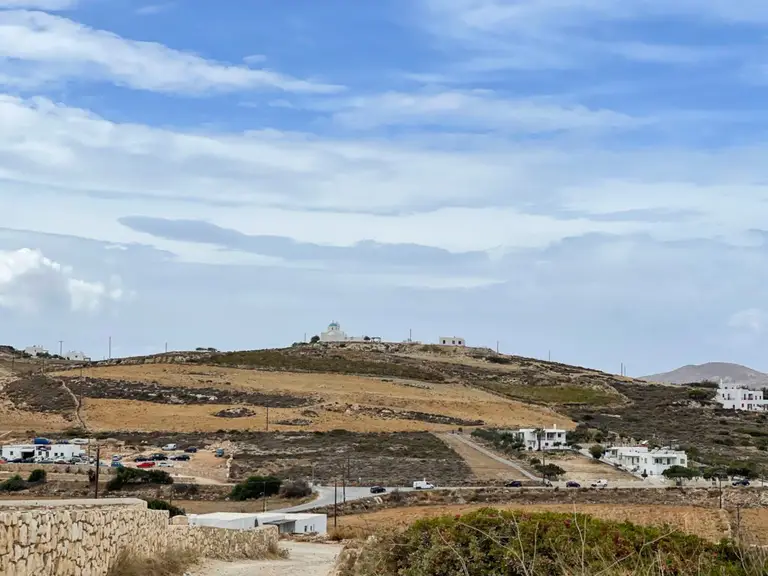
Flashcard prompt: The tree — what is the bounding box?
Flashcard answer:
[27,469,47,483]
[145,499,185,518]
[662,465,697,484]
[230,476,282,501]
[535,463,566,481]
[589,444,605,460]
[310,335,320,344]
[0,475,26,492]
[534,428,544,451]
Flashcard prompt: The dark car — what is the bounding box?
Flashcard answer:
[504,480,522,487]
[134,456,148,462]
[150,453,168,461]
[566,481,581,488]
[370,486,386,494]
[184,447,198,453]
[170,454,191,461]
[732,479,750,487]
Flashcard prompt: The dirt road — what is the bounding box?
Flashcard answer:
[438,433,533,481]
[191,542,343,576]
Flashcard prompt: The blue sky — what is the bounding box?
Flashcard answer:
[1,0,768,376]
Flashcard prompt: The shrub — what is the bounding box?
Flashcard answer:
[279,479,312,499]
[230,475,282,501]
[27,469,47,483]
[351,508,767,576]
[310,335,320,344]
[107,467,173,491]
[106,547,198,576]
[535,463,566,480]
[0,474,26,492]
[145,499,186,518]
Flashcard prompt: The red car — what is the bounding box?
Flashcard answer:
[136,461,155,468]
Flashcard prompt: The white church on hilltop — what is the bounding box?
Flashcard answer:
[319,321,380,343]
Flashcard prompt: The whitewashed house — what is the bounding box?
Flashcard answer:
[64,351,90,361]
[319,321,378,343]
[1,443,85,461]
[438,336,465,346]
[604,446,687,477]
[507,426,567,451]
[188,512,327,535]
[23,345,48,357]
[716,381,767,412]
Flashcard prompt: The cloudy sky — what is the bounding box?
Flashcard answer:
[1,0,767,375]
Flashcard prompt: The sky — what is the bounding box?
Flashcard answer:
[1,0,768,376]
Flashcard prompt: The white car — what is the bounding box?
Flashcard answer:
[413,479,435,489]
[590,479,608,489]
[158,461,173,467]
[162,443,177,451]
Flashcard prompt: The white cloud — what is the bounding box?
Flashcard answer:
[0,248,125,313]
[135,3,174,15]
[0,10,343,95]
[728,308,768,335]
[0,0,75,8]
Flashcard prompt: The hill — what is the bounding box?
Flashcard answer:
[642,362,768,387]
[0,341,636,434]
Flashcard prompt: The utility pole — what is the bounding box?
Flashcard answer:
[165,342,168,354]
[304,333,307,343]
[10,356,13,375]
[496,341,499,354]
[333,479,338,528]
[94,444,101,499]
[346,454,351,484]
[342,476,346,506]
[108,336,112,360]
[58,340,63,356]
[409,328,412,343]
[263,480,268,512]
[548,350,551,362]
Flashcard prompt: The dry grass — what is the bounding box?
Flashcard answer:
[542,452,638,482]
[338,504,732,543]
[106,547,199,576]
[46,364,573,433]
[438,432,529,481]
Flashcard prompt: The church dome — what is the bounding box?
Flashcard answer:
[328,321,341,330]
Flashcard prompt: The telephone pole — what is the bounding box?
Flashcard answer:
[94,444,101,499]
[496,341,499,354]
[333,479,338,528]
[58,340,63,356]
[165,342,168,353]
[108,336,112,360]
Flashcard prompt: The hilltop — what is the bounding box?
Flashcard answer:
[642,362,768,387]
[0,341,637,434]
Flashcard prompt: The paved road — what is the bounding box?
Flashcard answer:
[191,542,343,576]
[277,486,414,512]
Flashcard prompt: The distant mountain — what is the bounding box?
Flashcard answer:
[642,362,768,387]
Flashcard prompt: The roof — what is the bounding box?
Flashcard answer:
[191,512,325,521]
[191,512,261,520]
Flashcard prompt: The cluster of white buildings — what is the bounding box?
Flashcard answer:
[22,345,90,361]
[715,381,767,412]
[0,443,86,462]
[505,426,568,451]
[318,321,467,347]
[603,446,688,477]
[188,512,327,535]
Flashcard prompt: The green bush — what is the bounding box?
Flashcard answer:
[279,479,312,499]
[0,474,26,492]
[27,469,47,483]
[107,467,174,491]
[144,499,186,518]
[589,444,605,459]
[230,476,282,501]
[353,508,766,575]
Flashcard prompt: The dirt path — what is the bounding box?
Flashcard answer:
[438,433,533,481]
[59,379,88,432]
[191,542,343,576]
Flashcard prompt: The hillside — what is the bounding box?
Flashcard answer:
[642,362,768,387]
[0,342,637,434]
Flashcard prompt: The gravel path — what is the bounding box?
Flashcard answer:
[191,542,344,576]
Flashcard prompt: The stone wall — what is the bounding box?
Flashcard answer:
[0,498,279,576]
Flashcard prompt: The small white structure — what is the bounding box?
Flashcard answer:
[188,512,327,535]
[23,345,48,357]
[0,443,85,461]
[507,425,567,450]
[438,336,465,346]
[716,381,767,411]
[319,321,376,343]
[604,446,687,477]
[64,350,90,361]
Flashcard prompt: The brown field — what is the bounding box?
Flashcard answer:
[338,504,732,543]
[47,364,574,433]
[438,433,528,481]
[543,452,638,482]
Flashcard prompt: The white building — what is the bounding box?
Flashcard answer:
[604,446,687,477]
[64,350,90,361]
[716,382,767,411]
[23,345,48,357]
[438,336,465,346]
[319,321,378,343]
[188,512,327,535]
[507,425,567,451]
[0,443,85,462]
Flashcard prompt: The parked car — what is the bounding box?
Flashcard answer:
[112,455,122,461]
[413,479,435,490]
[0,458,6,464]
[134,456,148,462]
[566,481,581,488]
[150,453,168,461]
[732,479,750,487]
[215,448,225,457]
[170,454,190,461]
[504,480,522,487]
[370,486,386,494]
[590,479,608,489]
[162,443,177,451]
[71,438,90,445]
[111,461,124,468]
[53,459,68,465]
[158,461,173,467]
[136,462,155,468]
[184,447,198,453]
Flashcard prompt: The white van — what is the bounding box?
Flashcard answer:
[413,479,435,489]
[162,443,177,451]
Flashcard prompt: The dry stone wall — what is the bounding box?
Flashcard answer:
[0,498,278,576]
